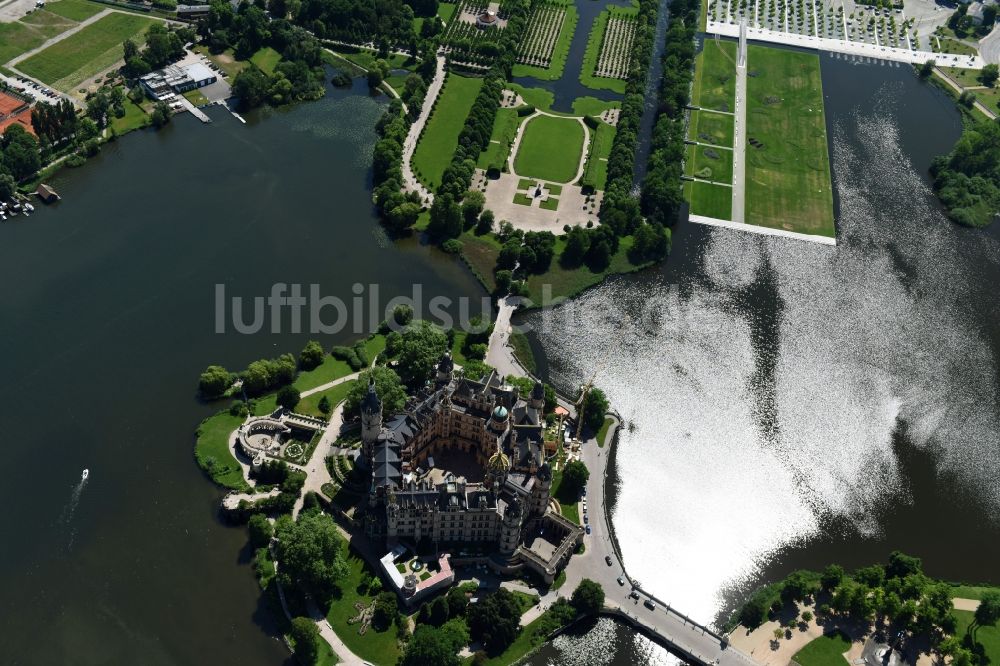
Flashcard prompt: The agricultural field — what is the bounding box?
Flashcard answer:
[582,121,615,190]
[18,13,156,88]
[685,180,732,219]
[513,115,585,183]
[691,38,736,112]
[411,73,484,189]
[685,143,733,184]
[477,107,520,172]
[689,109,735,147]
[744,45,835,237]
[514,2,577,80]
[595,11,637,80]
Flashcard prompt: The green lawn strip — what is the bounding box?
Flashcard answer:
[326,547,402,665]
[744,45,835,237]
[550,462,580,523]
[941,66,991,89]
[583,121,614,189]
[509,330,537,373]
[295,380,354,418]
[512,4,578,81]
[517,177,535,189]
[579,6,629,94]
[250,46,282,74]
[935,36,977,57]
[955,609,1000,665]
[525,235,647,304]
[110,99,150,134]
[20,13,156,85]
[949,585,1000,600]
[571,96,620,117]
[686,143,732,183]
[194,411,250,491]
[438,1,457,24]
[689,109,734,147]
[182,88,209,106]
[540,196,559,210]
[513,115,584,183]
[513,192,533,206]
[691,38,736,112]
[546,183,562,195]
[508,82,554,111]
[193,45,249,79]
[0,17,73,66]
[412,73,484,189]
[792,631,852,666]
[552,570,567,590]
[44,0,103,21]
[688,180,732,220]
[596,416,613,447]
[458,230,502,292]
[477,107,520,170]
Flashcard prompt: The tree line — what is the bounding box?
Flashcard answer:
[930,118,1000,228]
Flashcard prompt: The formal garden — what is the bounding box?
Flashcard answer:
[595,10,638,80]
[411,73,485,190]
[514,0,577,79]
[512,114,586,183]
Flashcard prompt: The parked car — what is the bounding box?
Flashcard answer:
[583,514,588,523]
[644,599,656,610]
[629,591,640,600]
[617,576,625,586]
[605,555,613,566]
[585,525,591,535]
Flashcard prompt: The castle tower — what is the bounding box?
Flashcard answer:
[499,497,523,556]
[529,462,552,516]
[436,351,454,384]
[488,405,509,433]
[361,379,382,462]
[485,441,510,494]
[529,380,545,411]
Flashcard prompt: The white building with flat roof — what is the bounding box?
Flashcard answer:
[140,62,218,100]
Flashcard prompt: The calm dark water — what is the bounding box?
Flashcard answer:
[0,79,484,665]
[523,52,1000,664]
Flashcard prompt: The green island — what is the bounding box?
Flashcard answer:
[191,309,624,665]
[729,551,1000,666]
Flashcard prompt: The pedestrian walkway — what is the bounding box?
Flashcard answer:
[401,54,445,205]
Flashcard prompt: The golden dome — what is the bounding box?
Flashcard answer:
[487,446,510,474]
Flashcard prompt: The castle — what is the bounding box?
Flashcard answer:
[360,353,583,585]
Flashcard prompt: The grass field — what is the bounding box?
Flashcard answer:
[685,180,732,219]
[793,631,852,666]
[579,6,634,94]
[194,411,250,491]
[0,14,76,67]
[438,1,457,24]
[955,609,1000,666]
[949,585,1000,600]
[250,46,281,74]
[477,107,520,170]
[692,38,737,111]
[513,115,584,183]
[19,13,156,86]
[685,143,732,183]
[935,36,978,57]
[44,0,103,21]
[326,547,401,665]
[744,45,835,237]
[596,416,613,447]
[523,235,652,304]
[412,73,484,189]
[457,231,502,292]
[583,121,615,189]
[194,45,249,79]
[111,99,149,134]
[689,109,734,147]
[512,5,578,81]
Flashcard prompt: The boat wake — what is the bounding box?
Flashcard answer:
[59,469,89,548]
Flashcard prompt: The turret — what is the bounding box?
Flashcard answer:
[436,351,454,384]
[530,380,545,410]
[530,462,552,516]
[361,379,382,461]
[499,497,523,555]
[489,404,509,433]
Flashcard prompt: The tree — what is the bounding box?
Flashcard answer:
[233,67,271,109]
[199,365,232,398]
[290,617,320,665]
[979,63,999,87]
[151,102,171,128]
[430,594,450,625]
[1,124,41,180]
[344,366,407,416]
[571,579,604,616]
[579,387,609,432]
[427,193,463,239]
[466,588,522,655]
[462,190,485,227]
[248,513,273,547]
[973,590,1000,632]
[274,512,348,607]
[373,590,398,630]
[886,551,922,579]
[299,340,324,370]
[477,209,495,234]
[446,586,468,617]
[820,564,844,591]
[0,171,15,200]
[400,619,468,666]
[392,304,414,328]
[276,385,301,410]
[561,460,589,498]
[394,320,448,386]
[318,395,332,415]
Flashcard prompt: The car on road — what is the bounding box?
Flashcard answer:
[583,514,588,523]
[585,525,591,534]
[644,599,656,610]
[617,576,625,586]
[605,555,613,566]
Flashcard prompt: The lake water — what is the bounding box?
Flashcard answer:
[522,52,1000,664]
[0,79,485,665]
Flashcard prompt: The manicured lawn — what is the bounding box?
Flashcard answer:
[514,115,585,183]
[692,38,736,112]
[458,231,501,292]
[110,99,149,134]
[512,4,578,81]
[579,6,631,94]
[744,45,835,237]
[509,330,537,373]
[0,15,74,66]
[793,631,852,666]
[583,121,615,189]
[294,380,354,418]
[540,196,559,210]
[518,177,535,190]
[524,235,649,305]
[509,83,554,111]
[477,107,520,170]
[513,192,533,206]
[935,36,978,57]
[250,46,281,74]
[686,180,732,220]
[571,96,619,117]
[941,66,990,89]
[950,585,1000,600]
[291,335,386,392]
[438,1,457,24]
[182,89,209,107]
[596,416,613,447]
[955,609,1000,666]
[327,547,402,665]
[19,13,156,85]
[689,109,735,147]
[412,73,484,189]
[194,411,249,491]
[44,0,103,21]
[685,143,733,184]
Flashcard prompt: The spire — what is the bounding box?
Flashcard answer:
[361,377,382,415]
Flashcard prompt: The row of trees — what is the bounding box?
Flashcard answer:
[641,0,697,229]
[122,24,193,77]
